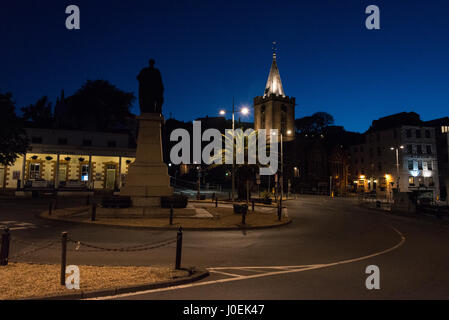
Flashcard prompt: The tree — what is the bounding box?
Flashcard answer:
[21,96,53,128]
[295,112,334,135]
[66,80,135,131]
[0,92,29,166]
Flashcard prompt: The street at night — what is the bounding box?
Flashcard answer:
[2,195,449,299]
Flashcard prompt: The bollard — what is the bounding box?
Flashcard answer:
[49,200,53,216]
[0,228,11,266]
[175,227,183,270]
[60,232,68,285]
[252,200,255,212]
[54,197,58,210]
[169,205,174,225]
[242,208,246,225]
[278,201,282,221]
[215,197,218,208]
[90,203,96,222]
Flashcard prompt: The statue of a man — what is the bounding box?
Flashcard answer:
[137,59,164,114]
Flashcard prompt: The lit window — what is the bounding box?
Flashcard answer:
[29,163,40,180]
[418,160,423,170]
[81,164,89,181]
[409,176,415,186]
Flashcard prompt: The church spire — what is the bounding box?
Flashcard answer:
[264,42,285,98]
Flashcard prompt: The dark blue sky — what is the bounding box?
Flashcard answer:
[1,0,449,132]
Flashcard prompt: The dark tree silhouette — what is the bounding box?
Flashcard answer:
[66,80,135,131]
[0,92,29,166]
[295,112,334,135]
[21,96,53,128]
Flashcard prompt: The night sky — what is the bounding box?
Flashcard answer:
[1,0,449,132]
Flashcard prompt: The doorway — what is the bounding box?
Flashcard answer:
[105,165,116,190]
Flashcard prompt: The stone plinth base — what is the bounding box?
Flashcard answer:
[120,113,173,208]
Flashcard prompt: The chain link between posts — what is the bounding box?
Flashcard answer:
[66,237,177,252]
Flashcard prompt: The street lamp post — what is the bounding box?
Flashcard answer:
[219,100,249,203]
[390,145,404,192]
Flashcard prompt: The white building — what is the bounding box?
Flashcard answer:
[351,117,440,200]
[0,127,135,191]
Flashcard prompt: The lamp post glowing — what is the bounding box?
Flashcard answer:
[390,146,404,192]
[271,131,284,200]
[219,100,250,202]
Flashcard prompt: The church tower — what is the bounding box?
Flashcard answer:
[254,47,296,141]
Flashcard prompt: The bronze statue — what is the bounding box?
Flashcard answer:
[137,59,164,114]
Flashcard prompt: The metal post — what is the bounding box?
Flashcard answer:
[90,203,96,221]
[169,205,174,225]
[278,201,282,221]
[242,208,246,225]
[215,197,218,208]
[0,228,10,266]
[280,133,283,201]
[175,227,183,270]
[232,98,235,203]
[252,200,255,212]
[396,148,400,192]
[60,232,67,285]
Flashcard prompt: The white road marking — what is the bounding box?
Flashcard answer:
[0,221,36,230]
[90,225,406,300]
[209,270,243,278]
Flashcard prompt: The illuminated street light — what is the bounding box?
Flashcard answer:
[390,145,404,191]
[218,100,251,202]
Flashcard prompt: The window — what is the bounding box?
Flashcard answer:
[378,162,382,171]
[425,130,431,138]
[31,137,42,144]
[408,160,414,170]
[416,129,421,138]
[80,164,89,181]
[393,129,398,138]
[442,126,449,133]
[360,146,364,152]
[418,160,423,170]
[428,177,435,186]
[418,177,424,187]
[58,138,67,145]
[369,148,374,157]
[354,158,358,164]
[377,147,381,156]
[29,163,40,180]
[376,133,380,141]
[406,129,412,138]
[83,139,92,146]
[361,157,364,164]
[407,145,413,154]
[426,145,432,154]
[428,161,433,171]
[409,176,415,186]
[417,145,422,154]
[107,141,117,148]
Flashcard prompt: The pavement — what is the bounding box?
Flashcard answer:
[2,195,449,299]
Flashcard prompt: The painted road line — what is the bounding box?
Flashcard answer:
[208,270,244,278]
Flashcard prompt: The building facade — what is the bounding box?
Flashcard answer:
[0,128,135,191]
[350,117,440,200]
